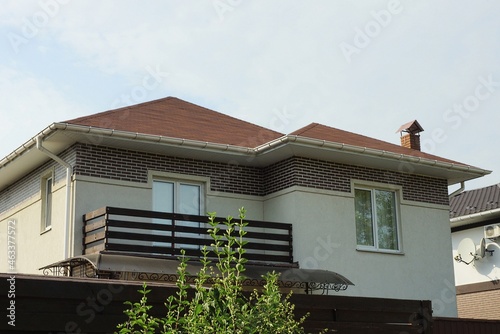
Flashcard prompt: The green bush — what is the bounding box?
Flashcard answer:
[116,208,320,334]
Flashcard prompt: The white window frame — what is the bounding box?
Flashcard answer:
[150,172,207,215]
[153,179,205,215]
[41,171,54,233]
[353,183,402,254]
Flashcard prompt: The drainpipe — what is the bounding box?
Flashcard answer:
[36,136,73,260]
[449,181,465,198]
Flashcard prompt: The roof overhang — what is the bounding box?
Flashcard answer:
[39,252,354,292]
[0,123,491,191]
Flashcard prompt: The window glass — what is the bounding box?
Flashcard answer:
[375,190,398,250]
[42,176,53,230]
[355,187,400,252]
[354,189,374,247]
[152,180,203,250]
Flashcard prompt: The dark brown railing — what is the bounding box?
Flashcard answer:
[83,207,294,265]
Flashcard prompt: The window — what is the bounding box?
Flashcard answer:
[41,175,53,231]
[354,187,400,252]
[153,180,202,215]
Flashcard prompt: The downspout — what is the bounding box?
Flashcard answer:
[449,181,465,198]
[36,136,73,260]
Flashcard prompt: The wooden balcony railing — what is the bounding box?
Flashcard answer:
[83,207,294,265]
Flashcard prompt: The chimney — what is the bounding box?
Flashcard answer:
[396,120,424,151]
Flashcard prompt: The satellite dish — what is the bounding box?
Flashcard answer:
[476,238,486,258]
[455,238,477,265]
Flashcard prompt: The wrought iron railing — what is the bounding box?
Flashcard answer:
[82,207,294,265]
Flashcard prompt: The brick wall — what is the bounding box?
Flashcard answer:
[457,289,500,319]
[74,143,264,195]
[74,144,449,205]
[1,143,450,215]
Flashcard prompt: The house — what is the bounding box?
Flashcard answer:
[450,183,500,319]
[0,97,491,317]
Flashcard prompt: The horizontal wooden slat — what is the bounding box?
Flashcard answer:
[105,243,173,255]
[83,230,106,245]
[105,206,291,230]
[83,206,293,264]
[84,218,106,233]
[83,207,107,222]
[84,243,105,254]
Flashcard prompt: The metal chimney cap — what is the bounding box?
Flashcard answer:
[396,120,424,135]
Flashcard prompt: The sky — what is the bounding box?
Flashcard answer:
[0,0,499,192]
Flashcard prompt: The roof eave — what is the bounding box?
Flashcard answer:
[450,207,500,228]
[0,126,491,192]
[255,135,491,185]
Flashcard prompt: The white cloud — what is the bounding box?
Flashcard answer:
[0,65,90,158]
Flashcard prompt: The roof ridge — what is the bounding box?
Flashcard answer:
[64,96,176,124]
[290,122,321,136]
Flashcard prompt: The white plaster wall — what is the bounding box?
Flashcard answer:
[205,192,264,221]
[73,176,154,257]
[0,181,67,274]
[452,227,500,286]
[263,186,458,317]
[6,172,458,316]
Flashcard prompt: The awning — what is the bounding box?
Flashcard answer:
[40,252,354,294]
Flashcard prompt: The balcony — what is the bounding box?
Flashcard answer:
[82,206,294,265]
[40,206,353,294]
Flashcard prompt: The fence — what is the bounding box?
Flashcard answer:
[1,273,432,333]
[434,317,500,334]
[5,273,500,333]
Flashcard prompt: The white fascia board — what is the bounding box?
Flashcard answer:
[0,125,492,191]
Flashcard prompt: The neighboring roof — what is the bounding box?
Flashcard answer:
[291,123,466,166]
[450,184,500,218]
[66,97,283,147]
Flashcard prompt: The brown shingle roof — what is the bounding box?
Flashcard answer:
[291,123,467,166]
[66,97,472,167]
[65,97,284,147]
[450,184,500,218]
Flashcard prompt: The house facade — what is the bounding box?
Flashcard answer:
[450,184,500,319]
[0,97,491,317]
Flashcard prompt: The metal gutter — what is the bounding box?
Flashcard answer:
[50,122,254,154]
[255,135,490,177]
[1,123,491,182]
[450,207,500,227]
